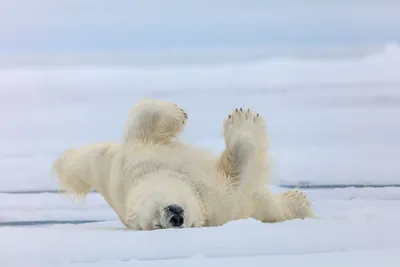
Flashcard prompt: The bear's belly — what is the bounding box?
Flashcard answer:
[129,144,217,176]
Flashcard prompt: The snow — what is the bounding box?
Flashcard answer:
[1,43,400,266]
[1,44,400,191]
[1,187,400,266]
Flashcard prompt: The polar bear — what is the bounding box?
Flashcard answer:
[52,99,315,230]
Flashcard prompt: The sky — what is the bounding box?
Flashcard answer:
[1,0,400,54]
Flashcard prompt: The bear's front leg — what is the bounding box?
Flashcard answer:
[122,99,188,144]
[218,108,269,193]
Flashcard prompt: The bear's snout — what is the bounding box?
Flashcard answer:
[166,204,184,227]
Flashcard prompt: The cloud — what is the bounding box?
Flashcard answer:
[1,0,400,53]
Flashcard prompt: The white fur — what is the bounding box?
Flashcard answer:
[51,99,315,230]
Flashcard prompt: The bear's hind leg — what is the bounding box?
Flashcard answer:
[51,142,118,199]
[122,99,188,144]
[277,189,316,220]
[252,189,315,223]
[218,108,269,192]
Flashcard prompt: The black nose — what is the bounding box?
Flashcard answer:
[170,215,184,227]
[167,204,184,215]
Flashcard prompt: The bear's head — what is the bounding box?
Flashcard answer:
[124,170,205,230]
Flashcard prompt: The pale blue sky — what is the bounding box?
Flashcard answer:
[1,1,400,53]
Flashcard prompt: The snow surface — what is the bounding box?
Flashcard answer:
[1,187,400,266]
[1,44,400,191]
[1,44,400,266]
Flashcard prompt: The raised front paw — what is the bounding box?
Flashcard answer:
[223,107,267,146]
[135,99,188,125]
[171,103,188,125]
[122,98,189,143]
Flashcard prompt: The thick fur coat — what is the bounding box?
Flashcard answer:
[52,99,315,230]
